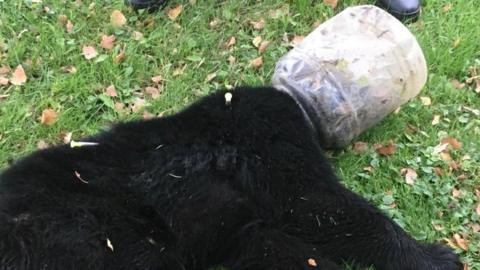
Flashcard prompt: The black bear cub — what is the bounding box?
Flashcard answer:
[0,87,461,270]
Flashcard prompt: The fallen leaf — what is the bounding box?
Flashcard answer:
[60,65,77,74]
[258,40,271,54]
[441,137,462,150]
[10,65,27,85]
[145,87,160,99]
[37,140,49,149]
[323,0,338,9]
[440,152,452,162]
[420,96,431,106]
[433,142,449,154]
[453,234,468,251]
[450,79,465,89]
[0,65,11,75]
[58,14,68,26]
[476,203,480,216]
[363,166,374,173]
[131,98,146,112]
[151,75,163,84]
[143,111,155,120]
[375,141,396,156]
[40,109,58,125]
[114,102,125,111]
[113,48,125,64]
[432,115,441,125]
[167,5,183,21]
[307,258,317,267]
[290,35,304,47]
[0,76,8,85]
[105,85,117,97]
[66,20,74,33]
[110,10,126,27]
[223,36,236,49]
[250,18,265,30]
[59,132,72,144]
[106,238,114,251]
[464,263,470,270]
[252,36,262,48]
[82,46,98,60]
[442,3,452,12]
[132,31,143,41]
[205,72,216,82]
[393,107,401,114]
[101,35,116,50]
[250,56,263,69]
[352,141,368,153]
[228,55,236,65]
[452,38,461,49]
[209,19,219,28]
[433,167,444,177]
[432,222,444,231]
[452,188,462,198]
[401,168,417,185]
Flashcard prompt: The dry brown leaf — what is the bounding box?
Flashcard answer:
[258,40,271,54]
[205,72,216,82]
[401,168,418,185]
[143,111,155,120]
[464,263,470,270]
[114,102,125,111]
[82,46,98,60]
[223,36,236,49]
[167,5,183,21]
[131,98,146,112]
[307,258,317,267]
[0,76,8,85]
[105,85,117,97]
[37,140,49,149]
[59,132,72,144]
[290,35,304,47]
[250,18,265,30]
[420,96,431,106]
[433,167,444,177]
[110,10,126,27]
[101,35,116,50]
[352,141,368,153]
[363,166,374,173]
[442,3,452,12]
[432,115,441,125]
[10,65,27,85]
[145,87,160,99]
[228,55,236,65]
[452,188,462,198]
[40,109,58,125]
[132,31,144,41]
[113,48,125,64]
[432,222,444,231]
[476,203,480,216]
[252,36,262,48]
[151,75,163,84]
[323,0,338,9]
[433,142,449,154]
[250,57,263,69]
[60,65,77,74]
[450,79,465,89]
[453,234,468,251]
[375,141,396,156]
[440,152,452,162]
[441,137,462,150]
[58,14,68,26]
[66,20,74,33]
[0,65,11,75]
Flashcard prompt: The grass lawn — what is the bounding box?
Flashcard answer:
[0,0,479,269]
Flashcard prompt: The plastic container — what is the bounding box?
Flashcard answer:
[272,5,427,148]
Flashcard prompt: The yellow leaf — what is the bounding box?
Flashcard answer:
[40,109,58,125]
[10,65,27,85]
[110,10,127,27]
[432,115,441,125]
[420,96,431,106]
[252,36,262,48]
[167,5,183,21]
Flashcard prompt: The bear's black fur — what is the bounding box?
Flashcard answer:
[0,87,461,270]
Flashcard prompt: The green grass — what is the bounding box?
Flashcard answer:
[1,0,479,268]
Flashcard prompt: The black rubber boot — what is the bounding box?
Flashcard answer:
[125,0,168,11]
[376,0,421,22]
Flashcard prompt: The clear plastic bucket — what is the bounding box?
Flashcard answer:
[272,5,427,148]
